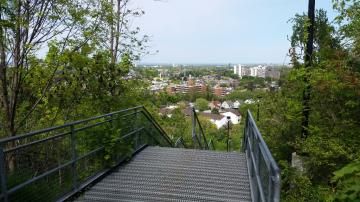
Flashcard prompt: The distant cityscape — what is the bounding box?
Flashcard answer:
[146,64,282,98]
[136,63,290,68]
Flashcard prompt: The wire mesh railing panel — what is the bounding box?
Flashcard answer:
[8,164,73,202]
[76,149,106,183]
[4,132,72,191]
[258,148,270,200]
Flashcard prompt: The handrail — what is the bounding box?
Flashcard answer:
[140,107,173,146]
[174,137,187,148]
[242,110,280,202]
[0,106,174,202]
[191,107,209,150]
[208,139,215,150]
[0,106,144,145]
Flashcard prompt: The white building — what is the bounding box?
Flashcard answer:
[209,111,241,129]
[244,99,256,104]
[233,101,241,109]
[221,112,241,125]
[221,101,234,109]
[233,64,245,79]
[235,64,272,79]
[249,65,267,78]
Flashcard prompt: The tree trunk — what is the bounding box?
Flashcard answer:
[114,0,122,64]
[301,0,315,139]
[110,0,115,64]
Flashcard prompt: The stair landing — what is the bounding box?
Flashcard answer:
[78,146,251,202]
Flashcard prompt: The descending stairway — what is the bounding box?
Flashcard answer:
[0,107,279,202]
[77,147,252,202]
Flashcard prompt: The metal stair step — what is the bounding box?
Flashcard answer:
[107,168,250,183]
[87,184,250,200]
[84,187,250,202]
[97,176,251,193]
[78,146,251,201]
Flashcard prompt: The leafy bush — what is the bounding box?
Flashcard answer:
[332,160,360,201]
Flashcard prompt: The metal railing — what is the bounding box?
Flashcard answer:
[174,137,187,148]
[208,139,216,150]
[191,107,210,150]
[0,106,173,202]
[242,110,280,202]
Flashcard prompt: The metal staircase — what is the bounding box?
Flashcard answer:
[0,106,280,202]
[77,147,251,202]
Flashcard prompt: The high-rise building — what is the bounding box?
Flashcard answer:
[249,65,267,78]
[233,65,238,75]
[234,64,245,79]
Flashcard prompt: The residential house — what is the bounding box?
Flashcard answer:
[159,105,178,118]
[220,112,241,125]
[222,109,241,117]
[200,110,241,129]
[233,100,242,109]
[244,99,256,104]
[213,85,225,97]
[221,101,234,109]
[208,101,221,110]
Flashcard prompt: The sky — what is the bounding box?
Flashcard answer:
[130,0,337,65]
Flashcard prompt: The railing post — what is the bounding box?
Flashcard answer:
[134,131,139,150]
[70,125,78,190]
[242,111,249,152]
[227,116,231,152]
[273,173,281,202]
[268,168,275,202]
[148,124,154,146]
[134,109,140,149]
[0,147,8,202]
[191,108,197,149]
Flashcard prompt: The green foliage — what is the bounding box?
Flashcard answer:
[211,108,219,114]
[289,9,342,66]
[332,160,360,201]
[225,89,265,101]
[333,0,360,55]
[137,68,159,79]
[157,107,192,144]
[239,76,267,89]
[280,161,321,202]
[254,63,360,200]
[195,98,209,111]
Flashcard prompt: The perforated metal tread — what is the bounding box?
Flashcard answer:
[78,146,251,202]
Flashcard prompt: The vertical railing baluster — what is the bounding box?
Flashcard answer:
[0,147,8,202]
[149,124,154,146]
[134,109,139,149]
[134,131,139,150]
[268,168,273,202]
[273,173,281,202]
[192,109,198,149]
[70,125,78,190]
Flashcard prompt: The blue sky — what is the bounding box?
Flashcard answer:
[131,0,337,64]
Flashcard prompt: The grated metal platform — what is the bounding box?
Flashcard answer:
[77,146,251,202]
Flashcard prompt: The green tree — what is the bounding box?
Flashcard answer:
[195,98,208,111]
